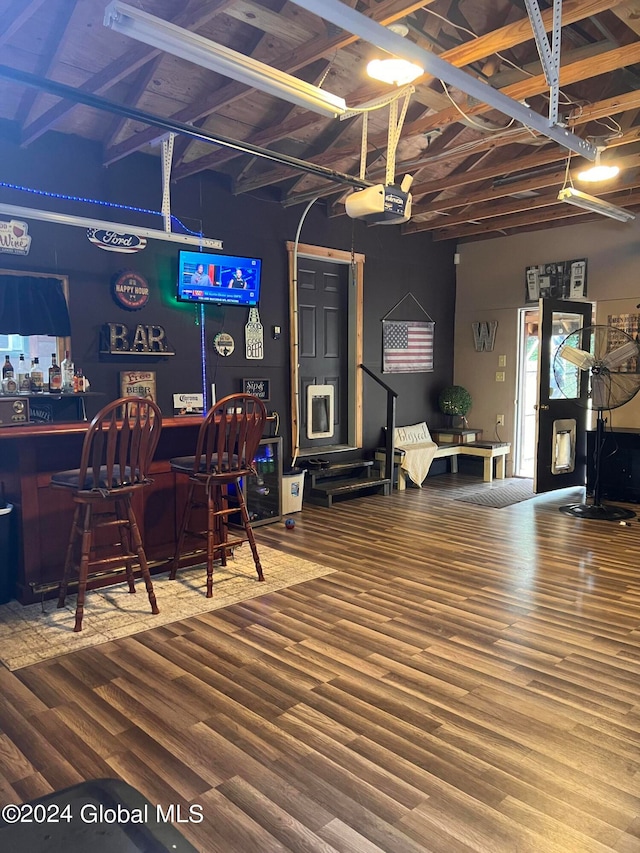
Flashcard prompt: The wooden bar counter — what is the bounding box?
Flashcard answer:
[0,416,204,604]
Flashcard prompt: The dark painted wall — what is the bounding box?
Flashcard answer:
[0,128,456,461]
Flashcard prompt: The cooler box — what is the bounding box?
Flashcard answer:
[282,469,305,514]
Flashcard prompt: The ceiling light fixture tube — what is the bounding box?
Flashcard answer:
[557,187,635,222]
[104,1,347,118]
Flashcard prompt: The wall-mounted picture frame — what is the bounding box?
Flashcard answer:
[525,259,587,303]
[242,378,270,400]
[120,370,156,402]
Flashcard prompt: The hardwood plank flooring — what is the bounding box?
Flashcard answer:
[2,475,640,852]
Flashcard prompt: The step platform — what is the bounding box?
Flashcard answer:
[304,459,391,507]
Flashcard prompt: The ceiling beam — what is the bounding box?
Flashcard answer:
[411,125,640,199]
[406,160,640,232]
[14,0,78,128]
[407,40,640,138]
[280,89,640,208]
[21,0,237,147]
[408,150,640,219]
[1,64,372,191]
[103,0,437,166]
[568,89,640,125]
[611,2,640,37]
[430,187,640,240]
[0,0,47,49]
[169,0,618,184]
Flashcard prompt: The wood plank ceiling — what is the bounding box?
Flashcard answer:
[1,0,640,241]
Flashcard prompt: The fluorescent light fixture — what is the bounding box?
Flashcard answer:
[577,149,619,182]
[104,1,347,118]
[557,187,635,222]
[366,58,423,86]
[0,202,222,249]
[558,344,595,370]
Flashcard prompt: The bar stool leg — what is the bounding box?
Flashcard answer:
[58,503,81,609]
[116,499,137,594]
[124,496,159,616]
[236,481,264,582]
[170,481,196,580]
[206,483,216,598]
[74,504,93,632]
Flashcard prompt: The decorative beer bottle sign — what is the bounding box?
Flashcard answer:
[245,306,264,360]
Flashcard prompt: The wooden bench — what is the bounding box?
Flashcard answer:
[375,441,510,490]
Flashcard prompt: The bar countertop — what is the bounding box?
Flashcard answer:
[0,415,204,438]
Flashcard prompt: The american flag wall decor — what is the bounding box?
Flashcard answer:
[382,320,434,373]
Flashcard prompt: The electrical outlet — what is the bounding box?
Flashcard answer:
[495,371,505,382]
[496,414,505,426]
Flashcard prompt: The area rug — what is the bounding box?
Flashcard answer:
[455,478,536,508]
[0,545,334,671]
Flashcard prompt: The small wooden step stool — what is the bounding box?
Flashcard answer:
[305,459,391,507]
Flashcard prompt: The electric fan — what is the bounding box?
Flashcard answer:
[553,324,640,520]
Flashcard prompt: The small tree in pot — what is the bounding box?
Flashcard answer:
[438,385,472,428]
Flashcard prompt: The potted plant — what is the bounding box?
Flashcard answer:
[438,385,472,428]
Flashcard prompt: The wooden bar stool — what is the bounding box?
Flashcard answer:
[51,397,162,632]
[169,393,267,596]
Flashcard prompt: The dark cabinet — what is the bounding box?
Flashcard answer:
[587,428,640,503]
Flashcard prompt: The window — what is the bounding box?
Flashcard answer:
[0,270,70,376]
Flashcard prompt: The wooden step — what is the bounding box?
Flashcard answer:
[306,459,374,488]
[307,476,391,507]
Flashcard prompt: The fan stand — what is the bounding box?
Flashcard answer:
[559,409,636,521]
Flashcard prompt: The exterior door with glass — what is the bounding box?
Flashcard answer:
[534,298,593,493]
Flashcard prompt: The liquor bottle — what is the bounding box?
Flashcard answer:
[17,355,30,394]
[2,355,14,379]
[30,357,44,393]
[73,367,86,393]
[61,350,74,392]
[48,353,62,392]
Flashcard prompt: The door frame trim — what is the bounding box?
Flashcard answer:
[287,242,365,462]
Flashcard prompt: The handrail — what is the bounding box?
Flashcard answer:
[359,363,396,486]
[359,363,398,398]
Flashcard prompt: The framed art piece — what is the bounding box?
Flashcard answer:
[525,259,587,303]
[120,370,156,402]
[242,378,270,400]
[382,319,434,374]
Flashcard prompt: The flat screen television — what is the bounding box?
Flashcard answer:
[177,250,262,306]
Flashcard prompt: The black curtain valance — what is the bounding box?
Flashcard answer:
[0,275,71,336]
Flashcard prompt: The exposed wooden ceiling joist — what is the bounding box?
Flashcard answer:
[2,0,640,239]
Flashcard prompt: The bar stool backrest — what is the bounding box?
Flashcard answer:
[78,397,163,492]
[193,393,267,477]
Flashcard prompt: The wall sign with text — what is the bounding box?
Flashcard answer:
[0,219,31,255]
[101,322,175,355]
[120,370,156,402]
[242,378,270,400]
[111,270,150,310]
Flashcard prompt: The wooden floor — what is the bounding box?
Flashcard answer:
[2,475,640,852]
